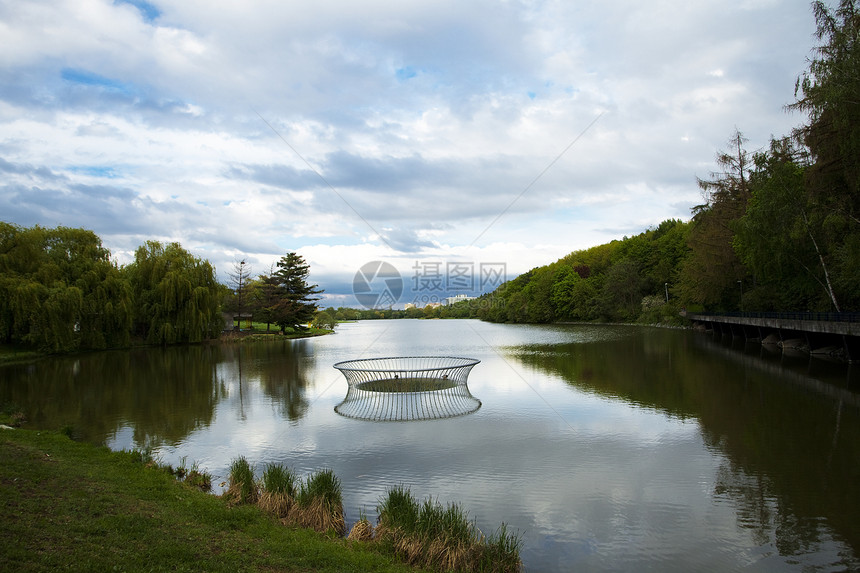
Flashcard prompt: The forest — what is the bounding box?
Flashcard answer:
[2,1,858,351]
[473,0,860,325]
[0,225,322,353]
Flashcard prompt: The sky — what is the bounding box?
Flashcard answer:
[0,0,820,308]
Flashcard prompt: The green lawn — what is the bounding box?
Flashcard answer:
[0,426,423,573]
[228,322,334,338]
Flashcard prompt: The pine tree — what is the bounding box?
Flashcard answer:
[269,252,323,333]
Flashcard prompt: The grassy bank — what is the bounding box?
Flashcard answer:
[0,345,43,366]
[221,325,334,341]
[0,327,334,365]
[0,427,423,573]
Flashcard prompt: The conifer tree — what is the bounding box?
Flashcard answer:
[268,252,322,333]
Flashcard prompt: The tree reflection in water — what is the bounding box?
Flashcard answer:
[214,340,312,423]
[509,328,860,568]
[0,339,314,447]
[0,345,224,446]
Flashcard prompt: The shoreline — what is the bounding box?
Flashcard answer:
[0,425,422,573]
[0,327,335,366]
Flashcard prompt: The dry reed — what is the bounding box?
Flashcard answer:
[258,491,292,518]
[346,517,374,542]
[289,496,345,535]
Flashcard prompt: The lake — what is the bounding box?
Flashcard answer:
[2,319,859,572]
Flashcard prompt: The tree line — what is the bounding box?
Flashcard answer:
[0,223,322,353]
[309,301,478,325]
[473,1,860,324]
[4,2,857,345]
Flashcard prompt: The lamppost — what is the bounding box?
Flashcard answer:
[664,282,669,303]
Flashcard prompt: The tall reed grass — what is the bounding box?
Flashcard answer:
[224,459,345,535]
[477,522,524,573]
[225,456,257,504]
[219,459,521,571]
[376,484,419,535]
[376,486,522,573]
[258,463,295,518]
[293,469,345,535]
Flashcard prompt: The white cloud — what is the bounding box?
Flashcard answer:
[0,0,818,305]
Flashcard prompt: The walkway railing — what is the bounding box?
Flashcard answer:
[691,311,860,323]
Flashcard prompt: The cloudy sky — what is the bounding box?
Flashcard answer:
[0,0,819,307]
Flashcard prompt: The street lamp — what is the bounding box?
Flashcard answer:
[664,282,669,303]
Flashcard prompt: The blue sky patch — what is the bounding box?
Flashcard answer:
[395,66,418,81]
[114,0,161,22]
[61,68,134,96]
[67,165,120,179]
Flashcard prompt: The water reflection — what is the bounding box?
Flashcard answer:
[0,346,223,445]
[508,327,860,569]
[2,321,860,572]
[216,341,313,422]
[335,383,481,421]
[0,340,315,445]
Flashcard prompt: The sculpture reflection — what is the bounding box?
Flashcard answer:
[334,356,481,422]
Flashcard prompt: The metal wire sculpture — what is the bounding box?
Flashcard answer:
[333,356,481,421]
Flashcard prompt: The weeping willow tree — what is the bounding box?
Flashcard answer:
[0,223,133,352]
[125,241,224,345]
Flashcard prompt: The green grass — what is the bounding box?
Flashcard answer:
[376,486,522,573]
[297,468,343,512]
[226,455,258,504]
[378,485,420,534]
[261,462,296,497]
[223,325,334,341]
[0,428,425,573]
[259,463,296,518]
[294,468,347,535]
[479,523,524,573]
[358,377,457,393]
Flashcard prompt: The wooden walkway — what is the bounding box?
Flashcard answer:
[687,312,860,362]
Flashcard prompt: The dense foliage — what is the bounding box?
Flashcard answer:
[248,253,322,333]
[0,223,133,352]
[474,219,691,324]
[124,241,224,344]
[0,224,331,352]
[474,1,860,323]
[0,225,223,352]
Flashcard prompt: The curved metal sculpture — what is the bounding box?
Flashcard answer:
[333,356,481,421]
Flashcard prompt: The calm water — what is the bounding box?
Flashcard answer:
[2,319,859,572]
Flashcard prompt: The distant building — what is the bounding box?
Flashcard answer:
[444,294,475,306]
[404,303,416,310]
